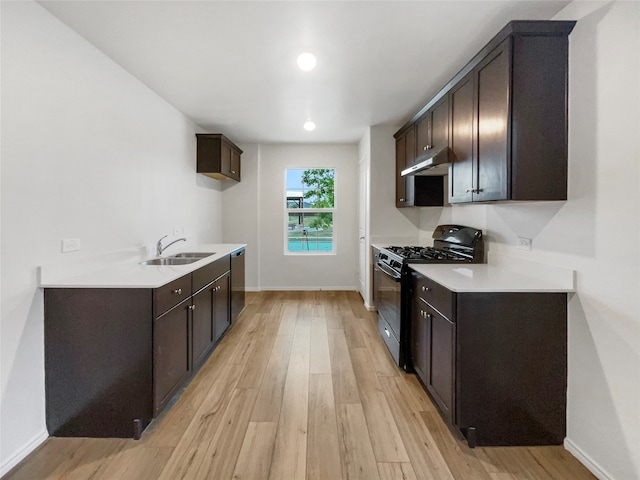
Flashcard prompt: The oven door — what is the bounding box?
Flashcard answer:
[374,261,402,340]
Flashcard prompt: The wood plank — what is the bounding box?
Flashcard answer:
[251,334,293,422]
[194,388,259,479]
[399,372,437,413]
[379,375,454,480]
[269,353,309,480]
[38,439,125,480]
[94,444,173,480]
[228,313,267,365]
[328,328,361,404]
[291,323,311,355]
[527,447,596,479]
[155,362,241,480]
[325,292,345,329]
[378,462,419,480]
[231,422,278,480]
[309,316,332,374]
[351,347,409,463]
[236,310,281,389]
[2,438,86,480]
[336,403,381,480]
[277,304,299,336]
[307,373,343,480]
[420,410,492,480]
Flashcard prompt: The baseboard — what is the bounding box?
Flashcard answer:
[0,429,48,478]
[253,286,358,291]
[564,438,613,480]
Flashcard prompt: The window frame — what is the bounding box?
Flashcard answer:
[284,167,336,256]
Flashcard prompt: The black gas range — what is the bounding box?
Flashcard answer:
[374,225,484,369]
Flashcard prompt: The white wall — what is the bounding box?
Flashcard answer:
[369,125,421,244]
[221,143,260,290]
[418,2,640,478]
[222,143,359,290]
[0,2,222,474]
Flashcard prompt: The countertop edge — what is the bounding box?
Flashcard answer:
[408,263,576,293]
[40,243,247,289]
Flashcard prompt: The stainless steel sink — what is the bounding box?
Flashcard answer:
[139,257,201,266]
[169,252,215,259]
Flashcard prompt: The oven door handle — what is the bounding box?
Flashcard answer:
[376,261,401,281]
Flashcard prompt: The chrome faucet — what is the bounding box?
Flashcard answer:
[156,235,187,257]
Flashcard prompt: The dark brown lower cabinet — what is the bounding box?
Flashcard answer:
[412,297,454,424]
[409,270,567,447]
[154,300,192,414]
[214,272,231,341]
[44,255,233,439]
[192,286,214,368]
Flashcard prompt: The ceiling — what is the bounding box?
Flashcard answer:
[38,1,570,144]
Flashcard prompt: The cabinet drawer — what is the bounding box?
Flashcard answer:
[193,256,230,293]
[154,275,191,318]
[415,275,454,320]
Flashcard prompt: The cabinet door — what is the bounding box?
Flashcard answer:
[430,96,449,154]
[192,286,214,368]
[449,73,475,203]
[229,148,241,181]
[427,307,455,423]
[395,133,414,208]
[474,39,511,202]
[415,113,431,163]
[214,272,231,342]
[154,302,191,413]
[220,141,233,178]
[411,298,430,384]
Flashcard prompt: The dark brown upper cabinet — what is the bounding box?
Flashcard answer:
[396,128,445,208]
[395,127,415,207]
[415,95,449,166]
[196,134,242,182]
[395,20,575,205]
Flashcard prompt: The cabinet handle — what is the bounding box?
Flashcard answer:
[466,188,484,194]
[384,327,391,338]
[172,288,182,295]
[399,198,405,202]
[231,170,236,174]
[424,144,432,150]
[421,286,430,292]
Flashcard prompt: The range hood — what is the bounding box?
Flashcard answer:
[401,146,454,176]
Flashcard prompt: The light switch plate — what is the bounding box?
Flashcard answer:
[516,237,532,251]
[61,238,81,253]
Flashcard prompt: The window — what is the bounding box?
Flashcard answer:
[285,168,335,253]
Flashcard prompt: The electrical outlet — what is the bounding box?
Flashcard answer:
[61,238,81,253]
[516,237,532,251]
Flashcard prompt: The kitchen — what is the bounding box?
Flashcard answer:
[1,1,638,480]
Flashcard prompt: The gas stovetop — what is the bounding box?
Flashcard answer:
[385,245,470,262]
[379,225,485,271]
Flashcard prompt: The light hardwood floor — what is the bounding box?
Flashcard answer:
[5,291,596,480]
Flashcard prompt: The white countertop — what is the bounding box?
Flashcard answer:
[409,253,575,293]
[39,243,246,289]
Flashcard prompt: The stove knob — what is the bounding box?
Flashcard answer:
[421,286,430,292]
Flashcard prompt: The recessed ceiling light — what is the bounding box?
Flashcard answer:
[303,120,316,131]
[297,52,317,72]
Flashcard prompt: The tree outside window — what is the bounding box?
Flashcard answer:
[286,168,335,253]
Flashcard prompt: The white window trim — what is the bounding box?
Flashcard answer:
[284,168,336,256]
